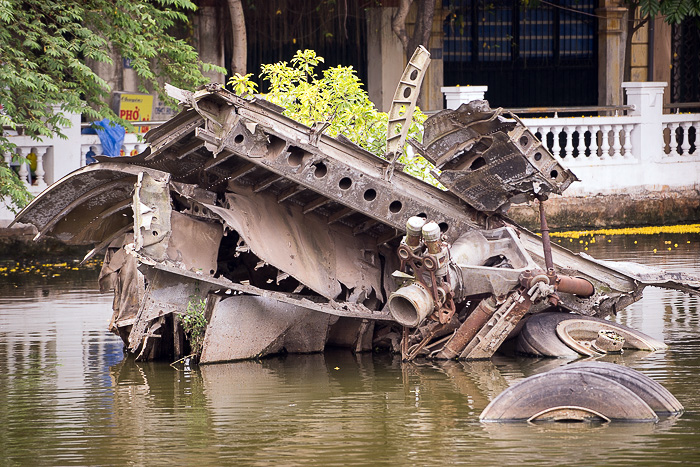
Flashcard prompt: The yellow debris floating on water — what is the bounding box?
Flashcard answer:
[550,224,700,239]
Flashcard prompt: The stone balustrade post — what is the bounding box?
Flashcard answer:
[622,82,666,163]
[441,86,489,109]
[34,147,47,189]
[16,147,29,184]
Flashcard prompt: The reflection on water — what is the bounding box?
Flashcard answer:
[1,233,699,466]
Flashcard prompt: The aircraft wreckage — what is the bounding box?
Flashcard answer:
[12,50,699,375]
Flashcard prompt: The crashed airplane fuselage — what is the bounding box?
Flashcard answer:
[12,66,699,364]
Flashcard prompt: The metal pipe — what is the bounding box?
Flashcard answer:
[422,221,442,254]
[388,282,434,327]
[405,216,426,248]
[434,296,498,360]
[538,198,554,270]
[556,275,595,297]
[413,315,461,342]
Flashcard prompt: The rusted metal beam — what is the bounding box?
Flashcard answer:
[175,139,206,160]
[353,219,380,236]
[460,290,532,360]
[146,114,205,159]
[226,162,257,182]
[203,150,238,171]
[434,296,498,359]
[376,229,401,246]
[253,174,283,193]
[327,206,354,225]
[302,195,331,215]
[93,198,132,222]
[277,184,305,203]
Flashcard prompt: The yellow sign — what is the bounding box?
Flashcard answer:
[117,93,154,133]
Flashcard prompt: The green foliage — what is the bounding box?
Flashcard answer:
[0,110,31,212]
[228,50,440,187]
[644,0,699,24]
[181,295,207,356]
[1,163,32,214]
[0,0,226,211]
[228,73,258,96]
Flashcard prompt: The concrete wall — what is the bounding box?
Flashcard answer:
[366,8,405,113]
[366,2,446,112]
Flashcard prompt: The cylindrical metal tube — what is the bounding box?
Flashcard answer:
[538,198,554,270]
[388,282,434,327]
[422,221,442,254]
[405,216,426,248]
[556,275,595,297]
[434,296,498,359]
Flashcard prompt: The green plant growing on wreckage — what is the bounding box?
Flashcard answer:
[227,50,440,187]
[181,295,207,356]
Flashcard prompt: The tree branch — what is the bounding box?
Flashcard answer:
[407,0,435,56]
[228,0,247,75]
[391,0,412,51]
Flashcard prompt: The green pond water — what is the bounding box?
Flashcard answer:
[1,232,699,466]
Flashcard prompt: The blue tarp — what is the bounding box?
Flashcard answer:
[92,119,125,158]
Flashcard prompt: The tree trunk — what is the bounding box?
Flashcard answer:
[623,2,649,82]
[392,0,412,52]
[406,0,436,62]
[392,0,436,62]
[228,0,247,75]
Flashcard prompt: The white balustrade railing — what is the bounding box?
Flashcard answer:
[661,114,699,157]
[3,137,54,194]
[3,125,146,196]
[520,116,638,165]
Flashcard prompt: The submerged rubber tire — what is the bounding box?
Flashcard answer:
[480,369,658,422]
[515,312,666,358]
[515,313,582,358]
[553,361,683,414]
[556,319,667,356]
